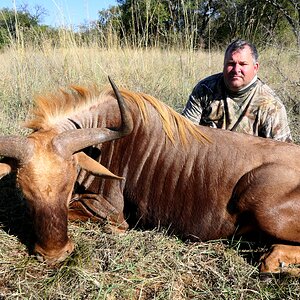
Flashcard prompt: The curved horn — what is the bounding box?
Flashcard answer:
[108,76,133,135]
[0,136,33,163]
[53,77,133,158]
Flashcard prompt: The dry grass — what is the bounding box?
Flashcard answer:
[0,44,298,140]
[1,206,300,299]
[0,42,299,299]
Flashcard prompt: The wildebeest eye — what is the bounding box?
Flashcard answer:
[83,146,101,160]
[68,118,81,129]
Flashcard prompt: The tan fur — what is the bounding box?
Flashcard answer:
[25,86,102,130]
[26,86,210,145]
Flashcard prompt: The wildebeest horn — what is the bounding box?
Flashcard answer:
[53,77,133,158]
[0,136,33,162]
[108,76,133,135]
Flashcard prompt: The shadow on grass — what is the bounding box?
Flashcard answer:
[226,233,268,271]
[0,173,36,253]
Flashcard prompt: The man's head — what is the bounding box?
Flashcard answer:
[223,39,259,92]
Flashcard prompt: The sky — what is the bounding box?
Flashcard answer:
[0,0,117,28]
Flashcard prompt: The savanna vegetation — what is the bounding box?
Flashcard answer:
[0,1,299,299]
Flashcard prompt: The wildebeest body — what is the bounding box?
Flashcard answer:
[74,95,300,246]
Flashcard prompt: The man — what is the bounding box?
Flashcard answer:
[182,39,293,142]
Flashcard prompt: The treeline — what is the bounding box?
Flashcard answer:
[0,0,299,49]
[98,0,300,49]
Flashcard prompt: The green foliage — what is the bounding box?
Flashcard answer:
[0,1,299,50]
[265,0,300,46]
[0,7,40,47]
[93,0,300,49]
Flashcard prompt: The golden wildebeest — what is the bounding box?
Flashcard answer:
[0,78,299,276]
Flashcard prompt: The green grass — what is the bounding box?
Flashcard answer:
[0,43,299,299]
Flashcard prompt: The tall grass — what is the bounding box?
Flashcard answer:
[0,28,299,299]
[0,30,298,140]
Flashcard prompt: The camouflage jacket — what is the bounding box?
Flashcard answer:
[182,73,293,142]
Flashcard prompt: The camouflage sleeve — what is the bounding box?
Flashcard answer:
[181,92,203,124]
[260,103,293,143]
[182,74,222,125]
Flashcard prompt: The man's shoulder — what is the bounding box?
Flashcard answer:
[253,78,285,108]
[192,73,223,94]
[257,79,281,103]
[198,72,223,85]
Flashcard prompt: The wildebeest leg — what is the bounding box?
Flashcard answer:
[232,163,300,275]
[260,244,300,276]
[68,193,129,233]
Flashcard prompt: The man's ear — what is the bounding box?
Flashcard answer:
[254,61,259,73]
[74,152,124,180]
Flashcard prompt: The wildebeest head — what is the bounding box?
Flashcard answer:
[0,78,133,264]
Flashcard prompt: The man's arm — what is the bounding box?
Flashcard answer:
[182,92,203,124]
[182,74,222,125]
[260,103,293,143]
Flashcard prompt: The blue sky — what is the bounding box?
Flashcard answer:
[1,0,117,28]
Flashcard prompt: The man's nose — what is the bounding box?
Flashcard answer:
[233,64,241,73]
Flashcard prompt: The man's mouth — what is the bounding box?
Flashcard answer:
[230,75,242,80]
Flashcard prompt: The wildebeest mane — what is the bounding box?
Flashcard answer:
[25,85,209,145]
[25,85,100,131]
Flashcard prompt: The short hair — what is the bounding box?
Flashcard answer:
[225,39,258,63]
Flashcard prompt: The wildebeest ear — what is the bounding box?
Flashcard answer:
[74,152,124,180]
[0,163,13,179]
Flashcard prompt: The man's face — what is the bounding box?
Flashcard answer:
[223,45,259,92]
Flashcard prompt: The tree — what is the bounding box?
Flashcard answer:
[266,0,300,48]
[96,0,299,49]
[0,6,46,47]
